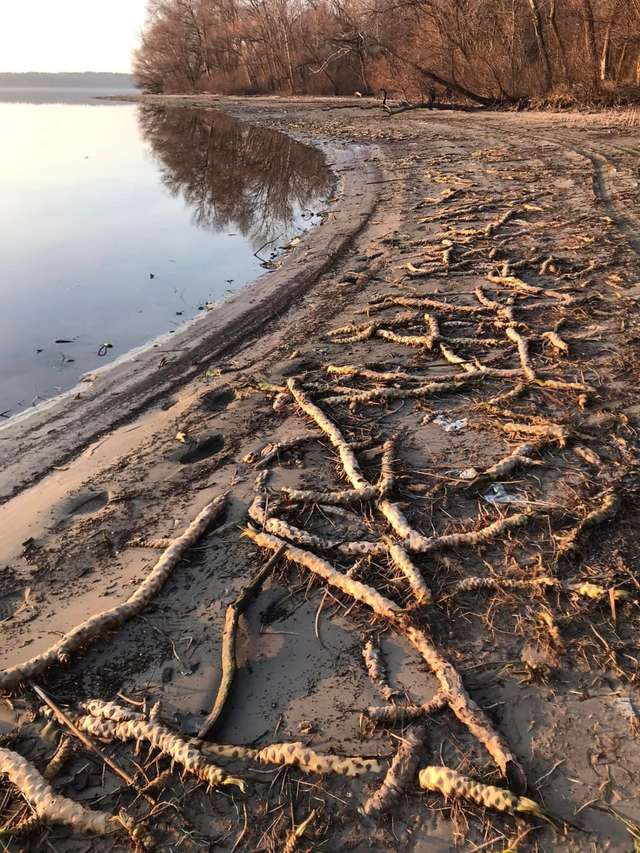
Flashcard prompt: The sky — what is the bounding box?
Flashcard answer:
[1,0,148,73]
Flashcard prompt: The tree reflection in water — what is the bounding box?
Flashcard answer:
[138,106,332,251]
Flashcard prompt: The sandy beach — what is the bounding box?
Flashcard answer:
[1,96,640,850]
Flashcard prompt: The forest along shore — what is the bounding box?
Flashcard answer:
[1,98,640,851]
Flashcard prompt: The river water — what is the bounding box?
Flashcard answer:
[0,89,331,416]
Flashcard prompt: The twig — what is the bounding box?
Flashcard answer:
[31,684,154,805]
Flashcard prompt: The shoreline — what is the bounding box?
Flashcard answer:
[0,106,382,502]
[2,97,640,850]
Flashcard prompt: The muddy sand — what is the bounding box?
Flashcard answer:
[1,96,640,851]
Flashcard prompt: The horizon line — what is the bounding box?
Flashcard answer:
[0,70,133,75]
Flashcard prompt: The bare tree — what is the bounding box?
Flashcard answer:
[134,0,640,102]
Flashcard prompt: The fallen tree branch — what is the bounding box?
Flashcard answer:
[198,545,286,738]
[383,100,475,115]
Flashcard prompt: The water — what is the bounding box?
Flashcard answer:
[0,87,138,105]
[0,90,331,417]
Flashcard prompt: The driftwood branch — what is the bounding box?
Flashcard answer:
[383,100,475,116]
[198,544,286,739]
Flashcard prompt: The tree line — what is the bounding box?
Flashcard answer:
[134,0,640,104]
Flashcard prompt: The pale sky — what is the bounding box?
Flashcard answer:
[1,0,148,73]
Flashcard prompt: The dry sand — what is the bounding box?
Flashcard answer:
[1,97,640,850]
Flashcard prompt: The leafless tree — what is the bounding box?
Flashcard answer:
[133,0,640,103]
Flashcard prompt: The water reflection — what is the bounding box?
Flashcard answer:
[0,99,331,416]
[139,107,331,250]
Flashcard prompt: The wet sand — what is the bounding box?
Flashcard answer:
[1,97,640,851]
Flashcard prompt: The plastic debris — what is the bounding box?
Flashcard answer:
[433,415,467,433]
[483,484,520,504]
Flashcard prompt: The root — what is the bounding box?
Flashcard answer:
[264,516,384,557]
[532,376,594,393]
[425,312,441,342]
[281,484,381,505]
[328,312,418,341]
[287,379,371,491]
[199,545,285,739]
[442,336,504,347]
[377,437,397,494]
[244,434,316,468]
[467,440,547,490]
[325,364,417,383]
[567,581,630,602]
[246,529,402,616]
[0,746,129,839]
[0,814,42,838]
[0,492,228,690]
[500,420,568,447]
[364,296,486,316]
[363,639,395,701]
[556,490,620,560]
[74,716,246,791]
[199,740,382,776]
[247,530,526,791]
[255,742,382,777]
[140,767,173,796]
[130,537,173,549]
[249,489,384,555]
[387,541,432,604]
[43,736,74,780]
[474,287,500,309]
[378,499,430,550]
[322,375,479,407]
[539,256,555,275]
[449,576,557,596]
[419,766,544,818]
[439,342,477,373]
[360,726,425,817]
[414,511,536,555]
[505,326,536,381]
[542,331,570,355]
[484,208,517,238]
[365,694,448,724]
[377,328,437,348]
[486,384,527,407]
[80,700,144,723]
[487,271,542,295]
[283,810,317,853]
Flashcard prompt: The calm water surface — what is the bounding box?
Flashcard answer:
[0,91,330,416]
